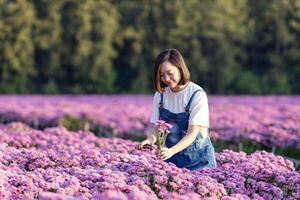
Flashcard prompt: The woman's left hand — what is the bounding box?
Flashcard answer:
[160,147,175,160]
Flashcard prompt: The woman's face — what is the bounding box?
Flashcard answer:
[159,61,181,89]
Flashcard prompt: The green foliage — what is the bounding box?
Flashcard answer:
[0,0,300,94]
[213,138,300,161]
[0,0,36,93]
[58,115,92,131]
[31,0,118,93]
[232,70,262,94]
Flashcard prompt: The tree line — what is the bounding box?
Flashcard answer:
[1,0,300,94]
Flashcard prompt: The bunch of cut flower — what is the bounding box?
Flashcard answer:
[155,120,173,150]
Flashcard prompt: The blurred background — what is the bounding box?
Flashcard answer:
[1,0,300,95]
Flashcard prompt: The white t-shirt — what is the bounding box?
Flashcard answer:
[150,81,209,137]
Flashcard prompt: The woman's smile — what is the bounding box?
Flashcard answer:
[167,81,175,86]
[159,61,181,89]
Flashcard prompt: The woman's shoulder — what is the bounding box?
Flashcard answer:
[185,82,208,104]
[153,91,161,99]
[188,82,207,94]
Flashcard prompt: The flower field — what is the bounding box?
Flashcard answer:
[0,95,299,157]
[0,95,299,199]
[0,122,299,199]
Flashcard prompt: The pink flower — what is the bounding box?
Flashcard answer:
[156,120,173,134]
[154,120,172,150]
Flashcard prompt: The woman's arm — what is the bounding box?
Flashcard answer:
[145,126,159,143]
[160,125,206,160]
[139,126,159,148]
[169,125,205,155]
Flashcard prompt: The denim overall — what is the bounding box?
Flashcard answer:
[159,89,217,170]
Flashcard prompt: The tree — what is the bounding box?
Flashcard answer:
[32,0,119,93]
[0,0,36,93]
[246,0,292,94]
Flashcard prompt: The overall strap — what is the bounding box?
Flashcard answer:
[185,89,204,113]
[159,93,164,108]
[159,93,164,120]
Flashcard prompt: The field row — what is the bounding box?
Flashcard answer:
[0,122,299,199]
[0,96,299,153]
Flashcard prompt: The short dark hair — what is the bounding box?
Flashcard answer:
[153,49,190,93]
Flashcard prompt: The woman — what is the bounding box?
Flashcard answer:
[139,48,217,170]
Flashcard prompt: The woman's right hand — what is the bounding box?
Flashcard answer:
[137,135,156,149]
